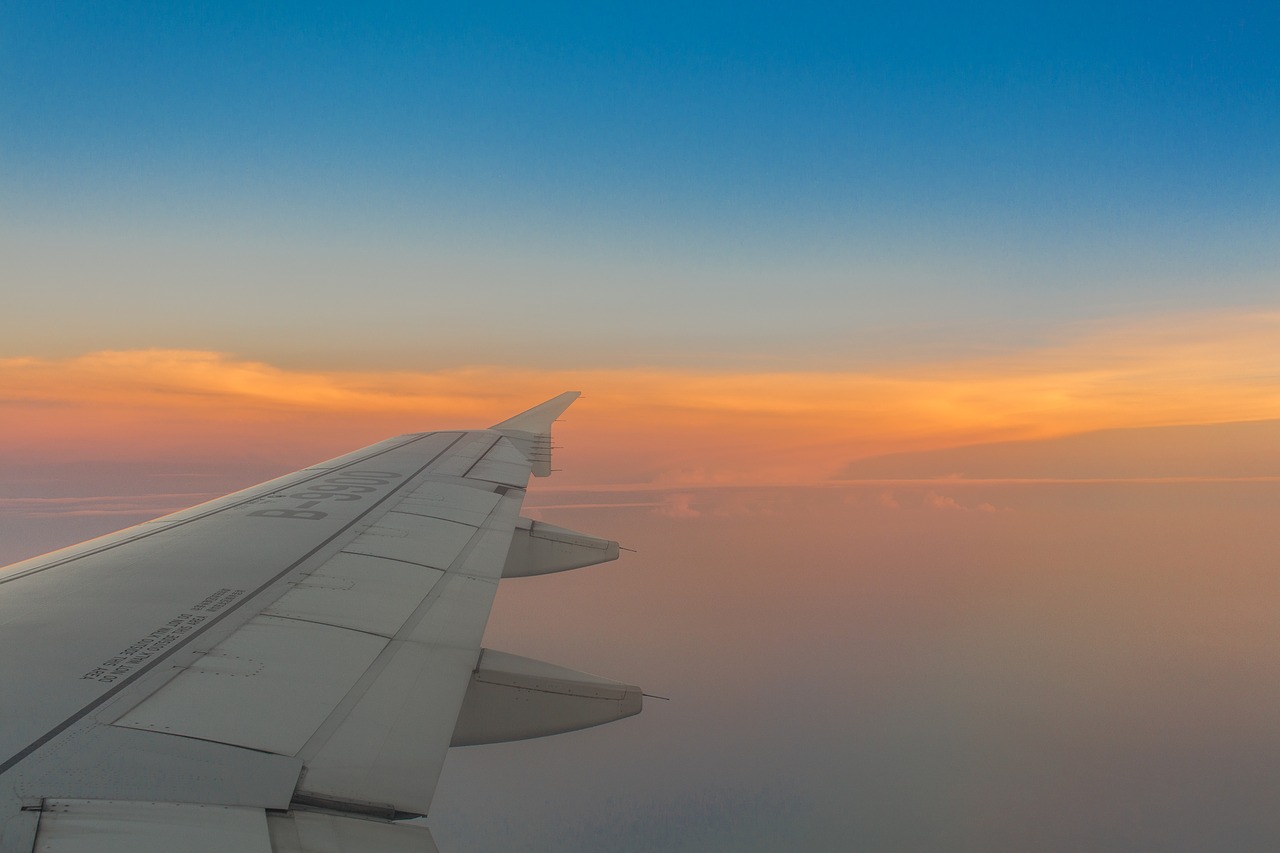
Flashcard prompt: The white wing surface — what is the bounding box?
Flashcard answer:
[0,393,641,852]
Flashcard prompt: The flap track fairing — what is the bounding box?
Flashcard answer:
[450,650,642,747]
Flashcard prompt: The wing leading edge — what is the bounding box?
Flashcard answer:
[0,394,640,852]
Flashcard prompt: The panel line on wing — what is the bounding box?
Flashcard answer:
[264,551,448,638]
[339,513,476,570]
[112,616,392,755]
[307,554,518,587]
[247,612,415,643]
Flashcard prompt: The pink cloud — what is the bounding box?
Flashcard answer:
[654,493,702,519]
[877,491,900,509]
[924,491,964,510]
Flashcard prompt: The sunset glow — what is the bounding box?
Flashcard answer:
[5,309,1279,485]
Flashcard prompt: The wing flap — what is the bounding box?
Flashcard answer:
[295,491,522,815]
[263,553,446,637]
[293,638,480,815]
[395,482,503,525]
[113,616,389,755]
[341,513,477,570]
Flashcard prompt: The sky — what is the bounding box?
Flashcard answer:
[4,1,1279,372]
[3,2,1280,850]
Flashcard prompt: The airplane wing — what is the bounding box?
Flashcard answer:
[0,393,641,852]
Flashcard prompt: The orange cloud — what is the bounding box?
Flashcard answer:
[653,493,702,520]
[3,308,1280,485]
[923,491,964,511]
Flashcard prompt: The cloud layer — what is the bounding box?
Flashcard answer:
[3,309,1280,485]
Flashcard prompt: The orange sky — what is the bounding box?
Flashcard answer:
[4,309,1280,486]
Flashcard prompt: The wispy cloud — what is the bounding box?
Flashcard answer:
[3,309,1279,485]
[653,493,702,520]
[0,493,216,518]
[924,491,963,511]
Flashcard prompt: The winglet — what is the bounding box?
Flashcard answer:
[490,391,581,434]
[491,392,581,477]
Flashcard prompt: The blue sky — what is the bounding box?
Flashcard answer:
[3,2,1278,367]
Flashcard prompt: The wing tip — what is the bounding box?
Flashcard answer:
[490,391,581,434]
[491,392,582,478]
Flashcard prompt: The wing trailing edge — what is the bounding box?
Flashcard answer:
[27,800,441,853]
